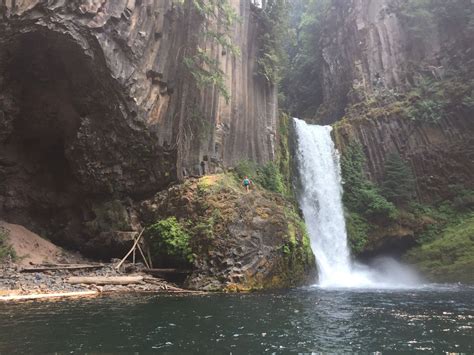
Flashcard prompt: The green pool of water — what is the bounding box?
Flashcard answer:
[0,285,472,353]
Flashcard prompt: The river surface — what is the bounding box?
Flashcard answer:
[1,285,473,353]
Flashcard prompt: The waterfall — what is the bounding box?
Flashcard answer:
[293,118,422,288]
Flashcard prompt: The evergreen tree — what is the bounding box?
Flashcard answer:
[382,153,417,206]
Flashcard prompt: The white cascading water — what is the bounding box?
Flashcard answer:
[293,118,422,289]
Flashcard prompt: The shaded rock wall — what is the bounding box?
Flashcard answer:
[334,114,474,203]
[0,0,277,254]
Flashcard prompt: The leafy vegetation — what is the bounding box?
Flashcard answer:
[339,141,398,252]
[232,113,293,197]
[394,0,474,42]
[0,227,15,262]
[234,160,287,195]
[146,217,194,267]
[254,0,290,84]
[345,212,370,255]
[382,153,416,206]
[341,142,397,220]
[405,212,474,283]
[280,0,331,116]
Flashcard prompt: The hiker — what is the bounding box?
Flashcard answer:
[242,176,252,192]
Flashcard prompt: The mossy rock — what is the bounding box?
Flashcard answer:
[140,174,316,291]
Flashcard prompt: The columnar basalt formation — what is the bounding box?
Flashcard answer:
[0,0,277,255]
[333,115,474,203]
[319,0,474,123]
[317,0,474,202]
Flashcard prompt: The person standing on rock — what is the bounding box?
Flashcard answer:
[242,176,252,192]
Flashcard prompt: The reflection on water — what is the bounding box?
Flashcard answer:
[0,285,472,353]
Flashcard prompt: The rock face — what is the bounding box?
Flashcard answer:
[333,114,474,203]
[303,0,474,267]
[319,0,474,123]
[0,1,277,252]
[316,0,474,202]
[139,175,316,291]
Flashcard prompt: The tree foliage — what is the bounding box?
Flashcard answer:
[254,0,290,84]
[382,152,417,206]
[280,0,330,117]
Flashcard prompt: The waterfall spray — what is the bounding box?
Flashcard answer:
[293,118,422,288]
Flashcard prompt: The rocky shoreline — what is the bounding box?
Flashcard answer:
[0,261,202,301]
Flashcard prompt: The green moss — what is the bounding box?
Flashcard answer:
[339,74,474,125]
[405,213,474,283]
[233,160,287,195]
[0,227,16,262]
[283,207,315,268]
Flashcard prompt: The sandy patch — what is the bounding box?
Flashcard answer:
[0,221,86,266]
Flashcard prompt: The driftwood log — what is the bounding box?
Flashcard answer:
[66,276,144,285]
[0,290,99,302]
[21,264,105,273]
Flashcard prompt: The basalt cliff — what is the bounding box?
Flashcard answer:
[0,0,313,290]
[0,0,276,248]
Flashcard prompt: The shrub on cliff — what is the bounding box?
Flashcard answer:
[146,217,194,267]
[341,142,397,220]
[405,213,474,283]
[0,227,15,262]
[382,153,416,206]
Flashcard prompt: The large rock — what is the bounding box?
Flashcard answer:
[139,175,316,291]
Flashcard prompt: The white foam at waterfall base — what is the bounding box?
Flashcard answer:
[293,118,423,289]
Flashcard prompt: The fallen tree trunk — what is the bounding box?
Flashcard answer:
[21,264,105,273]
[144,268,192,276]
[66,276,144,285]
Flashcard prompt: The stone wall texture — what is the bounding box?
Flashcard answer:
[0,0,277,251]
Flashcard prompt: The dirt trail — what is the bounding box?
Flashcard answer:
[0,221,86,266]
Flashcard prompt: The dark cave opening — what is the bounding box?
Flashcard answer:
[0,30,108,254]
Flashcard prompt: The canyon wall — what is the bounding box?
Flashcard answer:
[0,0,277,252]
[319,0,442,123]
[318,0,474,201]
